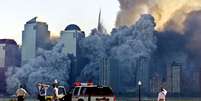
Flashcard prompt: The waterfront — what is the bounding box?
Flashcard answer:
[118,97,201,101]
[0,97,201,101]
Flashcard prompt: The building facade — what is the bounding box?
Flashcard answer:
[136,56,149,93]
[99,57,110,86]
[150,73,162,93]
[0,39,21,94]
[109,58,121,93]
[60,24,85,83]
[166,62,182,94]
[60,24,85,56]
[21,17,50,64]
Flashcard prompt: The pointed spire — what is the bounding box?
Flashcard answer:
[97,9,107,34]
[97,9,102,32]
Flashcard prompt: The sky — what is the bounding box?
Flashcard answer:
[0,0,119,45]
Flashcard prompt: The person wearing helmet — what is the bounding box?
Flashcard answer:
[16,85,28,101]
[52,80,59,101]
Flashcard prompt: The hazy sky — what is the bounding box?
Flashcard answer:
[0,0,119,44]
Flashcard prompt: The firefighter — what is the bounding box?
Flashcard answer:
[16,85,28,101]
[52,80,59,101]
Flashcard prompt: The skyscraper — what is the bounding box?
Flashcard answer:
[109,58,121,93]
[136,56,149,93]
[21,17,50,64]
[60,24,84,56]
[167,62,182,94]
[60,24,85,82]
[99,57,110,86]
[0,39,21,94]
[150,73,162,93]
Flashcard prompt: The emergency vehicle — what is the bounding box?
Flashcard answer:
[71,82,116,101]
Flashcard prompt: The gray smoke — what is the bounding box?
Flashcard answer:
[6,42,71,94]
[151,10,201,93]
[6,8,201,95]
[79,14,157,92]
[78,32,110,83]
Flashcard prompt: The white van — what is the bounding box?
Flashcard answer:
[71,82,116,101]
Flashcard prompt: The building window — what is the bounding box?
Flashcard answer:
[73,33,76,38]
[2,46,5,50]
[33,25,37,30]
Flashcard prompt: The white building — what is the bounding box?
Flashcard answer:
[0,39,20,93]
[21,17,50,64]
[60,24,85,81]
[60,24,85,56]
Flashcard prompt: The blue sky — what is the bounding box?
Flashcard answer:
[0,0,119,44]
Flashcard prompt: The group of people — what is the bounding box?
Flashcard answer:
[16,81,167,101]
[37,79,60,101]
[16,80,60,101]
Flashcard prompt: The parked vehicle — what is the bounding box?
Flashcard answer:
[71,82,116,101]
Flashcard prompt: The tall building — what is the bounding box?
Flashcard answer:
[192,71,201,93]
[109,58,121,93]
[0,39,21,94]
[136,56,149,93]
[21,17,50,64]
[167,62,182,94]
[99,57,110,86]
[150,73,162,93]
[60,24,85,56]
[60,24,85,83]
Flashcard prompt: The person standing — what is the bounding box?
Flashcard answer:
[157,88,167,101]
[52,80,59,101]
[37,83,49,101]
[16,85,28,101]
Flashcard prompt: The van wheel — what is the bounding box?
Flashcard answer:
[78,99,84,101]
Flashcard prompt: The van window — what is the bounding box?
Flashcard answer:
[58,87,65,95]
[80,87,87,96]
[73,87,80,96]
[82,87,113,96]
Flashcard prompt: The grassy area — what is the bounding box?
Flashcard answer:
[0,98,35,101]
[117,97,201,101]
[0,97,201,101]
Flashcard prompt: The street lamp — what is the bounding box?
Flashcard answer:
[138,81,142,101]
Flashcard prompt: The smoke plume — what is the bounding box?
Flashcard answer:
[116,0,201,32]
[6,42,71,94]
[79,14,157,92]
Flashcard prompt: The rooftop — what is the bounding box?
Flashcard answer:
[65,24,81,31]
[0,39,17,45]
